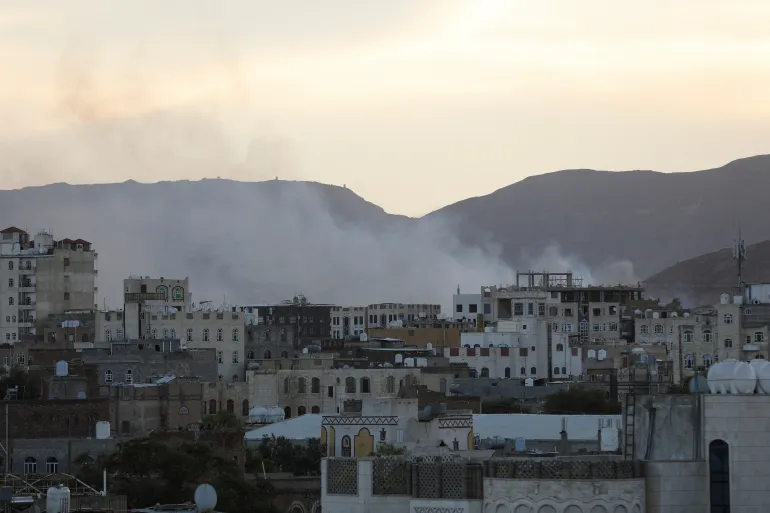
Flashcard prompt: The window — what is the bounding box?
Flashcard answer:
[562,366,567,375]
[23,457,36,474]
[264,350,272,359]
[125,369,133,383]
[386,376,395,394]
[530,367,537,375]
[104,370,113,383]
[16,353,24,365]
[284,377,290,394]
[186,328,193,342]
[311,377,320,393]
[723,314,733,324]
[504,367,511,378]
[724,338,733,348]
[7,297,13,306]
[172,286,184,301]
[551,322,559,333]
[538,303,545,316]
[592,324,601,332]
[64,292,70,301]
[7,279,12,288]
[217,351,223,364]
[328,386,334,398]
[554,367,560,375]
[298,406,307,416]
[640,325,649,335]
[654,324,664,335]
[745,308,753,316]
[246,350,254,359]
[284,406,291,419]
[520,367,525,375]
[703,354,713,368]
[227,400,234,413]
[156,285,168,298]
[609,322,618,331]
[209,399,217,414]
[684,354,694,369]
[683,330,693,343]
[105,330,111,341]
[116,329,123,339]
[281,350,289,358]
[755,332,765,343]
[298,377,307,394]
[232,374,239,382]
[216,329,223,341]
[341,436,352,457]
[480,367,489,377]
[345,377,356,393]
[45,457,58,473]
[25,261,30,270]
[360,377,371,393]
[242,399,250,416]
[527,303,534,315]
[312,405,320,414]
[218,375,223,382]
[469,304,478,313]
[703,330,713,343]
[63,257,70,267]
[151,329,157,339]
[556,343,564,352]
[202,329,210,341]
[564,323,573,333]
[513,303,523,315]
[456,304,463,313]
[232,328,239,341]
[163,328,169,339]
[484,304,491,314]
[232,350,239,364]
[709,439,730,512]
[179,406,189,415]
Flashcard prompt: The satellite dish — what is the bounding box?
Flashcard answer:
[194,484,217,512]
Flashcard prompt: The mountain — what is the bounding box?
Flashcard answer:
[643,240,770,306]
[2,154,770,308]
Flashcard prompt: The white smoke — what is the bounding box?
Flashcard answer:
[522,243,639,287]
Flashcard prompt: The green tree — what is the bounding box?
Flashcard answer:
[247,436,325,476]
[543,387,621,414]
[372,443,406,456]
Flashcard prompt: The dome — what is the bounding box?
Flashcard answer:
[707,359,757,394]
[751,359,770,394]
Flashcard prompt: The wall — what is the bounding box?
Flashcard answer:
[368,327,462,348]
[0,399,110,439]
[36,248,97,322]
[453,293,482,321]
[10,437,117,474]
[631,394,699,461]
[645,461,708,513]
[203,381,251,417]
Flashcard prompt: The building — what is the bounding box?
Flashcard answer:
[105,376,204,437]
[330,306,368,339]
[366,303,441,328]
[246,298,332,359]
[367,319,471,349]
[452,287,484,323]
[81,339,218,385]
[0,227,97,343]
[0,398,110,440]
[203,381,251,418]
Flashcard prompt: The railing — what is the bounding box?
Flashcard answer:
[125,292,166,302]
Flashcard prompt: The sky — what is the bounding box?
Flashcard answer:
[2,0,770,216]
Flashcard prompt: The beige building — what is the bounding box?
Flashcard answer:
[203,381,251,418]
[0,227,97,343]
[330,306,367,339]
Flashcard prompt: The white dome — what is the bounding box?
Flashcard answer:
[751,359,770,394]
[707,359,757,394]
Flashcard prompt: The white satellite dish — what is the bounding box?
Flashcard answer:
[194,484,217,512]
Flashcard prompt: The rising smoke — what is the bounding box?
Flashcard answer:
[0,45,641,312]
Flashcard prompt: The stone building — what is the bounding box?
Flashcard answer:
[81,340,217,385]
[246,300,332,359]
[10,437,117,475]
[202,381,251,418]
[0,398,110,440]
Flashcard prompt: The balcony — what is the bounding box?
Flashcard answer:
[19,301,36,310]
[18,282,34,292]
[125,292,166,302]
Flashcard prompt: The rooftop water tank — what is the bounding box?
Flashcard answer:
[707,359,757,394]
[751,358,770,394]
[55,360,68,377]
[46,485,70,513]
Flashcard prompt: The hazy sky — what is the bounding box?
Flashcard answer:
[2,0,770,216]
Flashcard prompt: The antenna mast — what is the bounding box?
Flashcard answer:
[733,227,746,295]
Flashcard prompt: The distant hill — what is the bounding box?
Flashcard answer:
[2,154,770,307]
[643,240,770,306]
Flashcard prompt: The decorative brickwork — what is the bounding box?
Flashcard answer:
[372,457,411,495]
[326,458,357,495]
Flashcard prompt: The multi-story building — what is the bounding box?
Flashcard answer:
[330,306,367,339]
[452,287,484,323]
[0,227,97,343]
[245,297,331,359]
[366,303,441,328]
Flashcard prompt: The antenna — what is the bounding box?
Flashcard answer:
[733,227,746,294]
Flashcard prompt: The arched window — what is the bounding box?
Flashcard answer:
[24,457,36,474]
[156,285,168,298]
[703,330,713,343]
[202,329,210,341]
[345,377,356,393]
[264,350,271,359]
[169,329,176,339]
[709,439,730,512]
[186,328,193,342]
[654,324,664,335]
[480,367,489,377]
[104,370,113,383]
[341,436,352,457]
[7,262,13,270]
[284,406,292,419]
[298,377,307,394]
[311,405,320,414]
[724,338,733,348]
[232,328,239,342]
[311,377,320,394]
[216,329,223,342]
[555,343,564,352]
[755,332,765,343]
[281,350,289,358]
[723,313,733,324]
[360,377,371,393]
[208,399,217,414]
[683,330,693,343]
[640,325,649,335]
[553,367,560,375]
[247,350,254,359]
[298,406,307,416]
[684,354,694,369]
[440,378,447,394]
[7,279,12,288]
[226,400,234,413]
[151,329,157,339]
[703,354,713,368]
[520,367,525,376]
[386,375,395,394]
[125,369,133,383]
[46,457,58,474]
[172,286,184,301]
[24,296,30,305]
[504,367,511,378]
[562,366,567,375]
[284,377,290,394]
[242,399,250,416]
[756,354,765,359]
[163,328,169,339]
[530,367,536,375]
[116,328,123,339]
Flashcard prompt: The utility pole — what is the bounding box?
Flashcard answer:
[733,228,746,297]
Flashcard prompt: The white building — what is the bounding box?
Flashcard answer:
[0,227,97,343]
[330,306,367,339]
[452,290,484,322]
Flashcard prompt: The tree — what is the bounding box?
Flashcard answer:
[246,436,325,476]
[543,387,621,414]
[76,436,277,513]
[372,443,406,456]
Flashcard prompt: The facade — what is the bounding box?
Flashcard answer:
[452,291,484,322]
[0,398,110,440]
[368,322,469,349]
[246,300,332,359]
[0,227,97,343]
[105,376,204,436]
[10,437,117,475]
[203,381,251,418]
[366,303,441,328]
[330,306,368,339]
[81,340,218,385]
